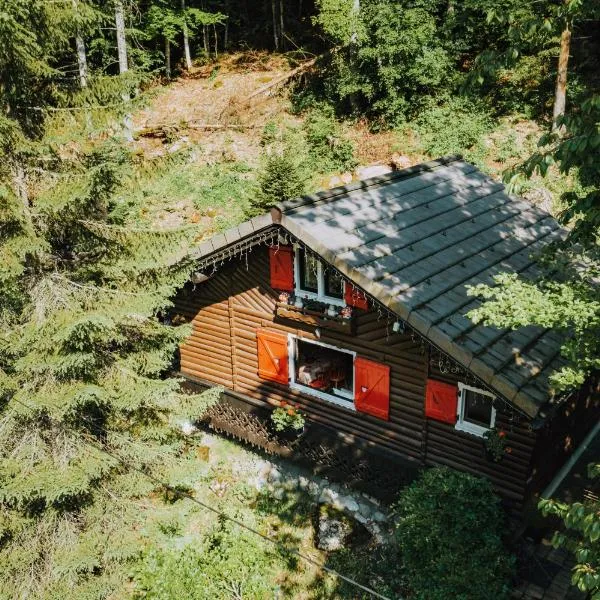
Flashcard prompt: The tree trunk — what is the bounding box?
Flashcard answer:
[213,24,218,59]
[203,25,209,55]
[115,0,128,73]
[350,0,360,44]
[271,0,279,51]
[552,21,571,131]
[114,0,132,141]
[165,38,171,79]
[279,0,284,50]
[224,0,229,48]
[181,0,192,70]
[72,0,88,88]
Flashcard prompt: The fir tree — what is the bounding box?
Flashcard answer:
[0,140,220,598]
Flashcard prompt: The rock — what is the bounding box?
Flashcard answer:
[328,175,343,188]
[340,172,353,184]
[372,511,387,523]
[355,164,393,180]
[272,486,285,500]
[354,513,369,524]
[340,495,359,513]
[298,476,310,490]
[315,504,354,551]
[391,153,411,170]
[180,420,197,436]
[319,487,339,504]
[268,468,282,482]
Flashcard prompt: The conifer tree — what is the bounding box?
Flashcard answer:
[0,138,220,597]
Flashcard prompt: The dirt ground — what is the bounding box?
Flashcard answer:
[132,52,401,169]
[133,53,301,166]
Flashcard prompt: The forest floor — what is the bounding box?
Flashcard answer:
[128,429,397,598]
[127,51,575,235]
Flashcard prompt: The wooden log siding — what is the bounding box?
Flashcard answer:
[174,245,538,507]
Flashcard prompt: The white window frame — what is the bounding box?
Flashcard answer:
[455,382,496,437]
[293,245,345,307]
[288,334,356,410]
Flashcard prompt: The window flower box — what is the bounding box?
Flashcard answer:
[274,302,355,334]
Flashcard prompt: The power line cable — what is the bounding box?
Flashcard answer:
[8,395,394,600]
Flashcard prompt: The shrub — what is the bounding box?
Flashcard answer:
[414,97,493,159]
[394,467,514,600]
[132,521,283,599]
[248,147,308,216]
[304,107,356,173]
[270,402,305,432]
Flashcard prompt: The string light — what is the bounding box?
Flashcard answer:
[192,225,530,421]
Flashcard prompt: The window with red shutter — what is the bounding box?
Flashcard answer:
[344,282,369,310]
[425,378,458,424]
[269,246,294,291]
[256,330,289,384]
[354,357,390,420]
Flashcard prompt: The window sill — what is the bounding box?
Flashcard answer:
[455,421,490,438]
[275,303,354,334]
[290,382,356,411]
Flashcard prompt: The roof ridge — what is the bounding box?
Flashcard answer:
[276,154,463,215]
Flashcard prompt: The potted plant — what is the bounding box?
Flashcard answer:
[270,401,305,441]
[482,428,512,462]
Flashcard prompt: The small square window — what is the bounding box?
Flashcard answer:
[456,383,495,437]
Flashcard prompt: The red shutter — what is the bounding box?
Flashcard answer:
[354,357,390,420]
[344,282,369,310]
[269,246,294,291]
[425,378,458,424]
[256,329,289,384]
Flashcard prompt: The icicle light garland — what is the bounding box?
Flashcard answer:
[191,226,529,423]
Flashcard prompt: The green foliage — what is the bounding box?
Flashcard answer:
[483,427,509,462]
[304,107,357,172]
[468,269,600,392]
[132,520,284,599]
[469,95,600,394]
[414,97,493,159]
[324,544,407,599]
[251,146,309,215]
[0,138,220,597]
[394,467,514,600]
[508,95,600,243]
[270,403,305,432]
[539,463,600,597]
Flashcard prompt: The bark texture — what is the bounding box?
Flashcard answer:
[552,22,571,131]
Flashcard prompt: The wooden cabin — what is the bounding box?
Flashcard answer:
[173,156,599,513]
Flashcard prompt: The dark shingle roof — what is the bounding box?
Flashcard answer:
[195,156,567,417]
[277,157,566,417]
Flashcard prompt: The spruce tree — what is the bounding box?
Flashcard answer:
[0,139,219,597]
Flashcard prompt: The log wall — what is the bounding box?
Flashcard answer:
[174,246,539,509]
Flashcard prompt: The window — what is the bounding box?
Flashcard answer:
[455,383,496,437]
[289,336,355,409]
[294,247,345,306]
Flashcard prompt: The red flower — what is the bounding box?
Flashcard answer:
[498,430,506,438]
[287,408,295,416]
